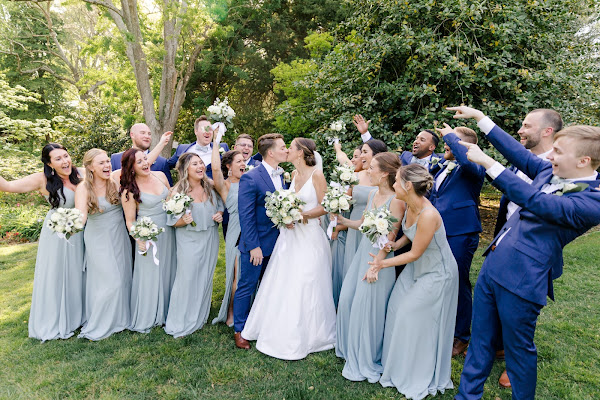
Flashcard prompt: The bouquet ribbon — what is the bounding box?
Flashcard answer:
[327,216,337,240]
[212,122,227,135]
[56,232,75,245]
[139,240,160,266]
[373,235,389,250]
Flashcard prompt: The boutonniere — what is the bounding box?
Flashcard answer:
[445,161,457,173]
[283,172,291,183]
[430,157,441,166]
[554,182,589,196]
[219,147,225,154]
[245,164,255,172]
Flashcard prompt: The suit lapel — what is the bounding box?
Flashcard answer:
[257,164,276,193]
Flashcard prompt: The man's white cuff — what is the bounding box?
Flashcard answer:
[361,131,372,142]
[486,162,505,180]
[477,117,495,135]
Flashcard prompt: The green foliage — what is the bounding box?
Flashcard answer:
[272,0,600,173]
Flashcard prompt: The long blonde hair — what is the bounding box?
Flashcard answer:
[171,152,215,204]
[83,148,119,214]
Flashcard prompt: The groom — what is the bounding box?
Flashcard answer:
[233,133,289,349]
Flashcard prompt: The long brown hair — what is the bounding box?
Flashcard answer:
[373,152,401,188]
[119,148,142,203]
[171,153,215,204]
[83,149,119,214]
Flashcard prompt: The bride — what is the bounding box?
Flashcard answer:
[242,137,336,360]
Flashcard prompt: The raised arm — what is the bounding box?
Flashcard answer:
[0,172,47,195]
[436,124,485,178]
[146,131,173,167]
[333,141,353,168]
[353,114,372,142]
[211,128,229,199]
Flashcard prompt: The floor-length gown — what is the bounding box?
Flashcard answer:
[164,191,223,337]
[331,210,350,308]
[78,198,132,340]
[242,171,336,360]
[342,185,373,277]
[336,190,397,382]
[379,207,458,399]
[129,187,177,333]
[213,182,240,325]
[29,188,84,341]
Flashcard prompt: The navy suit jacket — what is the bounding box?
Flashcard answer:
[400,151,444,175]
[110,151,173,185]
[238,164,287,256]
[167,142,229,179]
[429,133,485,237]
[482,124,600,305]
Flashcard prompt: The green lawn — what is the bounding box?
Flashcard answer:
[0,232,598,399]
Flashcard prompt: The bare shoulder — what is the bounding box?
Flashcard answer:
[152,171,169,187]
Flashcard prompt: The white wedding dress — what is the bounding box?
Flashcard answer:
[242,170,337,360]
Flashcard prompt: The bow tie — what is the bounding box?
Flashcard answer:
[271,167,284,177]
[195,144,211,153]
[549,175,568,185]
[411,156,429,167]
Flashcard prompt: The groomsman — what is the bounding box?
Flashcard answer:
[167,115,229,179]
[110,123,173,185]
[354,114,444,174]
[233,133,289,349]
[430,125,485,358]
[448,105,600,400]
[234,134,261,167]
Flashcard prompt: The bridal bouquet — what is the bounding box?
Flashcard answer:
[163,193,196,227]
[46,207,84,240]
[329,164,359,188]
[359,206,398,249]
[328,119,346,144]
[265,189,305,228]
[129,216,165,265]
[207,97,235,134]
[321,185,355,239]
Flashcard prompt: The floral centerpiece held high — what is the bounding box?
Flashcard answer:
[207,97,235,135]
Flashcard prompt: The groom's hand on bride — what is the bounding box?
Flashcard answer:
[250,247,264,266]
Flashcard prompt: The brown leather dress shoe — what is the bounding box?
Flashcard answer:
[234,332,250,350]
[499,370,511,388]
[452,338,469,357]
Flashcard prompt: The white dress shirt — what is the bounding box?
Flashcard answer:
[262,161,282,191]
[186,143,213,166]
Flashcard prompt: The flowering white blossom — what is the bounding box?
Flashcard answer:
[265,188,305,228]
[321,185,355,213]
[330,164,359,187]
[162,193,196,227]
[207,97,236,129]
[46,207,84,240]
[359,206,398,246]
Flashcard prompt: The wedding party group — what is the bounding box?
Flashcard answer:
[1,101,599,400]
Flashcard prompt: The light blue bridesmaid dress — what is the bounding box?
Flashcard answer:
[331,210,350,308]
[164,190,224,337]
[379,207,458,399]
[129,187,177,333]
[78,198,132,341]
[336,189,397,383]
[29,188,84,341]
[213,182,240,325]
[342,185,374,277]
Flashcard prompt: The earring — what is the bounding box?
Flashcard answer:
[228,170,232,177]
[51,168,55,176]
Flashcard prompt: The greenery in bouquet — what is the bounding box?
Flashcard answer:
[265,189,306,228]
[46,207,84,240]
[321,185,354,214]
[359,206,398,247]
[163,193,196,227]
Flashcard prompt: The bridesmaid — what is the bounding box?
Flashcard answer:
[0,143,84,341]
[121,148,176,333]
[164,153,224,338]
[341,140,387,281]
[334,152,404,383]
[74,148,132,341]
[210,133,246,327]
[366,164,458,398]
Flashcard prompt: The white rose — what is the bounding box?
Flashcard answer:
[340,171,353,182]
[339,197,349,210]
[272,217,280,225]
[291,209,302,219]
[140,227,151,237]
[329,199,339,210]
[266,209,273,217]
[74,220,84,230]
[363,216,375,227]
[174,204,185,214]
[50,213,61,222]
[207,105,219,114]
[282,216,293,225]
[375,219,388,234]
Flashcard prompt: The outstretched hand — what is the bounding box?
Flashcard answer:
[353,114,370,135]
[458,141,495,168]
[363,252,382,283]
[159,131,173,146]
[446,106,486,122]
[435,122,454,137]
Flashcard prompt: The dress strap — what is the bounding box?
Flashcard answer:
[414,206,435,224]
[366,188,378,210]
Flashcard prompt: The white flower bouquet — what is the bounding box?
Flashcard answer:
[163,193,196,227]
[207,97,235,134]
[359,206,398,249]
[265,189,306,228]
[129,216,165,264]
[46,207,84,240]
[328,119,346,144]
[330,164,359,188]
[321,185,354,214]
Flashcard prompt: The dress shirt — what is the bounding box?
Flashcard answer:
[186,143,213,166]
[262,161,282,191]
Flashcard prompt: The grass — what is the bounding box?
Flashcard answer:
[0,232,598,399]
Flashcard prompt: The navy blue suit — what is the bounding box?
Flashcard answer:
[400,151,445,175]
[457,125,600,400]
[429,132,485,344]
[110,151,173,185]
[233,163,287,333]
[166,141,229,179]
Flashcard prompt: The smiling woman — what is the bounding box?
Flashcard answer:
[0,143,85,341]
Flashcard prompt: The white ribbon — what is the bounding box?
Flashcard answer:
[56,232,74,246]
[139,240,160,266]
[327,216,338,240]
[373,234,388,250]
[212,122,227,136]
